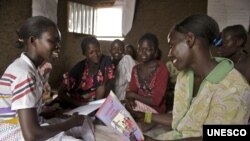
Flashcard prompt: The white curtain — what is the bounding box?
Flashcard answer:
[32,0,58,24]
[208,0,250,31]
[114,0,136,36]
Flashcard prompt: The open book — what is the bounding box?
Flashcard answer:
[64,98,105,115]
[95,91,144,141]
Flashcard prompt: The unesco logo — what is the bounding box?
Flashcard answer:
[203,125,249,141]
[207,129,247,136]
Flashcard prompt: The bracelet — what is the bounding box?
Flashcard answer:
[144,112,152,123]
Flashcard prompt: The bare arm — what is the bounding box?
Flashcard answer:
[151,113,172,126]
[58,83,82,107]
[127,91,155,106]
[96,78,114,99]
[95,85,106,99]
[125,105,172,127]
[18,108,84,141]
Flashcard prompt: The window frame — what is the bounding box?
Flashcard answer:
[67,1,124,40]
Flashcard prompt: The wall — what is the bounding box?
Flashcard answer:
[0,0,32,75]
[55,0,112,89]
[0,0,207,88]
[125,0,207,62]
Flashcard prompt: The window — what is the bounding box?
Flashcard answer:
[94,7,123,39]
[68,2,94,34]
[68,2,124,40]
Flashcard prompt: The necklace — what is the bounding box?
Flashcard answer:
[236,56,242,65]
[235,50,248,65]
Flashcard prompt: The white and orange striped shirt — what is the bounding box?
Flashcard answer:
[0,53,43,121]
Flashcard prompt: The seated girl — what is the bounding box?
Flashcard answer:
[125,33,169,114]
[58,36,115,108]
[110,39,136,100]
[125,44,137,60]
[143,15,250,141]
[0,16,90,141]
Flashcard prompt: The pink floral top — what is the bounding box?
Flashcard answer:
[63,55,114,103]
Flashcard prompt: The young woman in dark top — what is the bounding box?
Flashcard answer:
[58,36,115,108]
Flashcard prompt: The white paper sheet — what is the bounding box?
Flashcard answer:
[64,98,105,115]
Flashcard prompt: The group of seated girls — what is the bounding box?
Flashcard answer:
[1,14,250,141]
[55,32,169,115]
